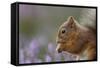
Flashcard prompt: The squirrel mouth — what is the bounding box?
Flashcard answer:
[57,49,62,53]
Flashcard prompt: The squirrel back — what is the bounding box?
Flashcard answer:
[79,9,96,34]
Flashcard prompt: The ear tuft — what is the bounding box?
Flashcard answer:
[67,16,76,28]
[68,16,75,23]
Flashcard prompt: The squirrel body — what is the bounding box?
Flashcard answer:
[56,16,96,60]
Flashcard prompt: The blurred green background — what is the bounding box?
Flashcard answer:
[19,4,95,64]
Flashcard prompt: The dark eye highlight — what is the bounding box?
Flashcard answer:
[62,30,65,33]
[61,28,66,34]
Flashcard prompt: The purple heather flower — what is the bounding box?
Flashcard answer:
[19,49,25,64]
[48,43,55,54]
[29,39,40,57]
[25,59,31,63]
[45,54,52,62]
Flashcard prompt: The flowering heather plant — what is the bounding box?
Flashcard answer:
[19,37,76,64]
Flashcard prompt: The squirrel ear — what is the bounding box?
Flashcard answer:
[67,16,76,28]
[68,16,74,22]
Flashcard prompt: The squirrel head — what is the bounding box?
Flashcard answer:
[56,16,82,54]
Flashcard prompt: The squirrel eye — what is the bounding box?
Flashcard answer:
[61,29,66,34]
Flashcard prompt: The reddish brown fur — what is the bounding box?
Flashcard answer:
[56,16,96,60]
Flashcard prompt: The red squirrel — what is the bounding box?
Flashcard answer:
[56,16,96,60]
